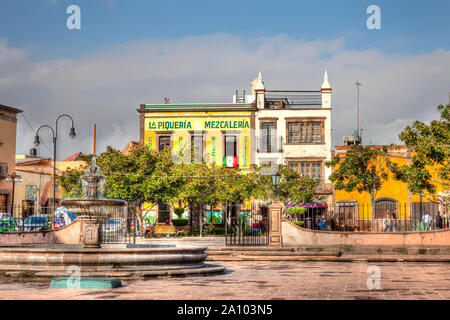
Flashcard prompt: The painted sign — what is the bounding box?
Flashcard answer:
[144,116,252,169]
[146,118,250,131]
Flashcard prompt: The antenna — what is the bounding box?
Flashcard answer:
[355,80,362,140]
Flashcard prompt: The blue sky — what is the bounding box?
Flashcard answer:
[1,0,449,60]
[0,0,449,158]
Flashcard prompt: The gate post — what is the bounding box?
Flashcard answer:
[268,200,283,246]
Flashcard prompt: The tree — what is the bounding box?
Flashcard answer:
[252,165,322,204]
[326,145,393,219]
[57,166,85,199]
[390,104,449,195]
[57,144,173,231]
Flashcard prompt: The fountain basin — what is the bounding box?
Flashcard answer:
[61,199,127,222]
[0,244,225,280]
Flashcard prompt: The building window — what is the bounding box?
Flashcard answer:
[191,135,204,163]
[158,136,171,151]
[287,122,323,144]
[261,122,275,152]
[224,135,238,168]
[289,161,322,180]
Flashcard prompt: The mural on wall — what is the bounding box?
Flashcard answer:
[206,211,223,224]
[142,203,157,225]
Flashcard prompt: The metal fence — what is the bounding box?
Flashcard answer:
[285,202,450,232]
[0,205,72,232]
[0,204,137,244]
[225,202,269,246]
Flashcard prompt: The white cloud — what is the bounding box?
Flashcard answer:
[1,34,449,159]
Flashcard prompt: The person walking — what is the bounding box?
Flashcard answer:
[423,212,432,230]
[435,211,443,229]
[388,209,399,232]
[383,213,392,232]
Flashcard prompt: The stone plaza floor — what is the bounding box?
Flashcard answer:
[0,261,449,300]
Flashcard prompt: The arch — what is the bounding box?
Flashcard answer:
[374,197,398,219]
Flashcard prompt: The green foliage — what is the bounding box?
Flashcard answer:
[252,165,322,203]
[203,225,225,235]
[57,166,85,199]
[326,145,393,207]
[232,216,250,237]
[391,104,449,194]
[173,207,185,217]
[171,218,189,226]
[410,220,437,231]
[292,221,305,227]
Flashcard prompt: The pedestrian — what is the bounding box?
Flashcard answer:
[383,213,392,232]
[443,211,450,229]
[319,218,331,231]
[143,218,153,238]
[423,212,432,230]
[435,211,443,229]
[388,209,399,232]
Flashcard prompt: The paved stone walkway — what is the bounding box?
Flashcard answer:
[0,261,449,300]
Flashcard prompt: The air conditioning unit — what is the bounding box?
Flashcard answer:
[0,162,8,179]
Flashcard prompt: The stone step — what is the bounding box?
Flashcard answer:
[205,256,340,262]
[205,255,450,262]
[207,250,337,257]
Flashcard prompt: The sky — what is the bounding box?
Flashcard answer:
[0,0,449,160]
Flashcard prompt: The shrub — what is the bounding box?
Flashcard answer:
[292,221,304,227]
[171,218,189,226]
[204,226,225,236]
[174,207,185,217]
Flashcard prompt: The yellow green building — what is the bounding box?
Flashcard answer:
[138,102,256,227]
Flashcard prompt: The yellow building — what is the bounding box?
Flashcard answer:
[138,102,256,225]
[333,145,447,221]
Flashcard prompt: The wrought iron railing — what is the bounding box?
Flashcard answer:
[285,202,450,232]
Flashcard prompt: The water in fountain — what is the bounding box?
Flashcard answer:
[61,157,127,223]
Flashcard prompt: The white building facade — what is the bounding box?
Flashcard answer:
[251,71,333,200]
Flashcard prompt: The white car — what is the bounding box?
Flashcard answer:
[0,213,13,220]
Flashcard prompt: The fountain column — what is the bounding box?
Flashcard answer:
[61,157,127,248]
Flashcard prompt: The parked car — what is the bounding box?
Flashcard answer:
[0,213,13,221]
[23,214,51,231]
[0,219,16,232]
[12,218,23,231]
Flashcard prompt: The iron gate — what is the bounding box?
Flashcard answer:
[225,202,269,246]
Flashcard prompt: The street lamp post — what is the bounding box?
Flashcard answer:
[5,173,22,217]
[271,171,281,199]
[33,115,76,213]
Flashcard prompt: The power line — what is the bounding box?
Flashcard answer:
[20,113,53,156]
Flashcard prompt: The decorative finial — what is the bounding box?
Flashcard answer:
[254,71,265,91]
[322,70,331,89]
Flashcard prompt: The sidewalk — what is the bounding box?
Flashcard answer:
[135,236,450,262]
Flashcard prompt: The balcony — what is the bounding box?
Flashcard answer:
[256,136,284,153]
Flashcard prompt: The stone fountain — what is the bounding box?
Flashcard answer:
[61,157,127,248]
[0,157,224,280]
